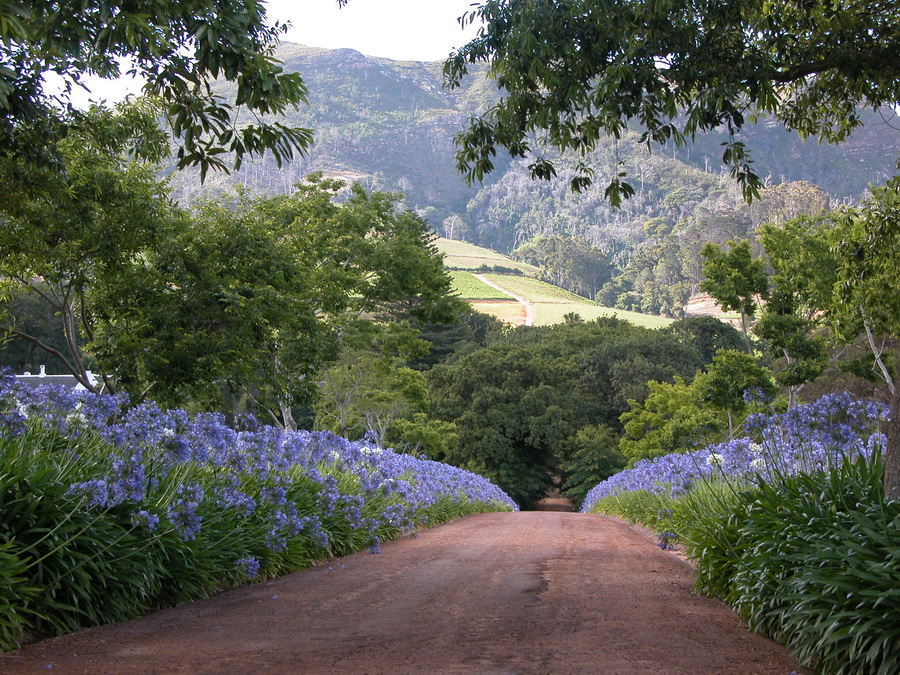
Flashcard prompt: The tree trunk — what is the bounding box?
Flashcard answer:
[740,311,752,353]
[885,387,900,501]
[280,399,298,432]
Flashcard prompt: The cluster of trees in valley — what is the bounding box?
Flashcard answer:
[424,316,743,508]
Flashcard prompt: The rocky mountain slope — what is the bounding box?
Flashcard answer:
[166,44,900,258]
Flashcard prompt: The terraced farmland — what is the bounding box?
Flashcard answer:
[480,275,671,329]
[449,271,513,300]
[436,238,540,276]
[479,274,587,303]
[438,238,672,329]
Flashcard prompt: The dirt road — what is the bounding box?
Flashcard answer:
[2,506,807,674]
[472,273,535,326]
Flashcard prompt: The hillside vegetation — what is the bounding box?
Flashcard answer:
[167,45,900,236]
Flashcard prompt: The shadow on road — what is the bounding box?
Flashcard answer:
[534,489,575,512]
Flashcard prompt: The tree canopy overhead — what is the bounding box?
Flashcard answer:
[444,0,900,203]
[0,0,312,178]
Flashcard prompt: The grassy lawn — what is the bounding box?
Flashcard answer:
[435,238,540,276]
[533,304,673,329]
[479,274,587,303]
[450,271,514,300]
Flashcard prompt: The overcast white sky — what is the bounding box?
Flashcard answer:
[267,0,483,62]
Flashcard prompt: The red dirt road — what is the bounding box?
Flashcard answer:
[2,506,807,674]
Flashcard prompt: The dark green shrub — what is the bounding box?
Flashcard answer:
[688,452,900,674]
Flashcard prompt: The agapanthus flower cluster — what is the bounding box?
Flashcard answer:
[0,369,27,435]
[167,483,204,541]
[131,509,160,532]
[234,556,261,579]
[581,392,888,512]
[0,372,516,553]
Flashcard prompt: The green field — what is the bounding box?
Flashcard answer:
[480,273,673,329]
[438,239,673,329]
[435,238,540,276]
[450,271,513,300]
[532,304,672,329]
[479,274,587,303]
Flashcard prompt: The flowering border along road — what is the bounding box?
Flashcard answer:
[0,372,515,650]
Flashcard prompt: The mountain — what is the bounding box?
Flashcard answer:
[166,44,900,260]
[166,44,502,227]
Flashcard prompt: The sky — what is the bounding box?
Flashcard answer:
[267,0,483,62]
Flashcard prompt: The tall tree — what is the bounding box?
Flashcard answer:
[693,350,776,435]
[444,0,900,203]
[0,102,173,391]
[755,215,838,406]
[750,181,831,228]
[700,240,768,352]
[830,179,900,499]
[428,344,572,509]
[0,0,311,179]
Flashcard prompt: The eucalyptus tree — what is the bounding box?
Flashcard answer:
[514,235,613,299]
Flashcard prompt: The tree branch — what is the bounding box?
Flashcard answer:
[0,324,96,391]
[862,314,896,396]
[773,52,900,85]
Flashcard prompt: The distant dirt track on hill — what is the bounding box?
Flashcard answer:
[473,273,534,326]
[4,504,808,674]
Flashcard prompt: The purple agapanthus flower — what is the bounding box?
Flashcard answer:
[234,556,261,579]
